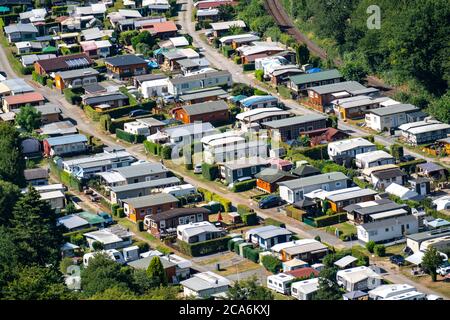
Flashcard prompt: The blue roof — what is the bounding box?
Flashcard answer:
[46,134,87,146]
[306,68,322,74]
[230,95,247,103]
[241,95,278,108]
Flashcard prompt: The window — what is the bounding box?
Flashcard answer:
[237,169,243,177]
[385,228,389,232]
[196,213,204,221]
[251,166,257,174]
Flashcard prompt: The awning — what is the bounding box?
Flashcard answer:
[405,251,424,265]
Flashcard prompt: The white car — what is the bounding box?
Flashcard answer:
[427,294,443,300]
[228,176,252,189]
[437,265,450,276]
[193,164,202,174]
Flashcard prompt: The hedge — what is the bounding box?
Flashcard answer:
[116,128,146,144]
[243,63,255,71]
[161,145,172,159]
[46,78,54,89]
[64,88,82,105]
[237,204,252,215]
[201,163,218,181]
[144,140,161,155]
[221,45,234,57]
[261,255,282,273]
[231,179,256,192]
[243,246,260,263]
[314,213,348,228]
[111,204,119,216]
[117,208,125,218]
[227,238,236,251]
[49,161,83,191]
[233,240,244,254]
[63,226,97,239]
[84,105,101,121]
[32,71,46,85]
[242,212,258,226]
[85,101,155,120]
[197,187,232,212]
[176,236,230,257]
[397,158,427,174]
[298,144,329,161]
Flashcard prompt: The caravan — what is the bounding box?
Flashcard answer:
[162,184,197,197]
[83,249,125,267]
[266,273,295,295]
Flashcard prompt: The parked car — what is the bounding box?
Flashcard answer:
[98,212,113,225]
[227,176,252,190]
[400,155,415,162]
[194,163,202,174]
[427,294,444,300]
[129,109,150,117]
[389,255,405,266]
[259,195,283,209]
[437,261,450,276]
[162,95,174,104]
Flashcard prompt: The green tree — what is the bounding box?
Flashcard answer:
[81,254,133,296]
[365,240,376,253]
[295,43,310,65]
[261,255,282,273]
[311,266,342,300]
[59,257,74,274]
[255,69,264,81]
[2,265,73,300]
[15,105,42,132]
[427,92,450,123]
[0,227,20,294]
[231,83,254,96]
[89,285,137,300]
[119,30,139,46]
[0,180,21,226]
[374,244,386,257]
[92,241,104,251]
[135,43,153,57]
[0,123,26,186]
[131,31,156,50]
[421,247,444,282]
[9,186,64,267]
[64,202,77,215]
[218,4,235,21]
[227,276,273,300]
[340,52,368,83]
[146,256,168,286]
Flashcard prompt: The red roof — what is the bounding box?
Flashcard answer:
[4,92,45,105]
[142,21,177,34]
[196,1,238,9]
[285,267,319,279]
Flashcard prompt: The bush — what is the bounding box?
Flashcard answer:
[46,78,54,89]
[31,71,46,85]
[374,244,386,257]
[177,237,230,257]
[231,179,256,192]
[241,212,258,226]
[243,63,255,71]
[59,257,74,274]
[255,69,264,81]
[237,204,252,215]
[254,89,268,95]
[116,128,145,144]
[111,204,119,216]
[99,114,112,132]
[212,194,232,212]
[64,88,82,105]
[135,241,149,253]
[366,240,376,253]
[201,163,218,181]
[92,241,104,251]
[117,208,125,218]
[222,45,234,57]
[138,220,144,231]
[314,236,321,242]
[49,161,83,191]
[227,239,235,251]
[161,145,172,159]
[143,140,160,155]
[243,246,260,263]
[233,240,242,254]
[262,255,282,273]
[69,233,85,246]
[314,213,347,228]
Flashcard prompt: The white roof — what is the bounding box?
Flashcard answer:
[267,273,295,283]
[237,43,285,57]
[337,266,381,283]
[197,8,219,17]
[305,187,362,201]
[181,271,230,292]
[177,221,220,235]
[398,120,443,132]
[118,9,142,18]
[370,209,408,221]
[406,123,450,135]
[334,255,358,268]
[169,36,189,47]
[219,33,257,43]
[368,284,417,299]
[291,278,320,294]
[96,171,127,184]
[210,20,246,31]
[201,130,243,145]
[84,229,123,244]
[29,183,64,194]
[40,190,65,200]
[178,48,200,59]
[141,77,170,87]
[355,150,393,163]
[235,107,284,121]
[163,254,192,269]
[271,239,317,253]
[405,251,425,265]
[385,183,418,200]
[329,138,375,153]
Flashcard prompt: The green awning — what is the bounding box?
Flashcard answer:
[42,46,58,53]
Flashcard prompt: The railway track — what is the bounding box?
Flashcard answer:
[264,0,395,91]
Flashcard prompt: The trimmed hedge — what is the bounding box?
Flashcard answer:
[116,128,146,144]
[49,161,83,191]
[64,88,82,105]
[201,163,218,181]
[232,179,256,192]
[117,208,125,218]
[111,204,119,216]
[233,239,244,254]
[161,145,172,159]
[243,63,255,71]
[237,204,252,215]
[63,226,97,239]
[262,255,282,273]
[197,187,232,212]
[177,236,231,257]
[314,213,347,228]
[243,246,260,263]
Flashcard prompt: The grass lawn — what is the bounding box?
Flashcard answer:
[216,259,262,277]
[323,222,356,237]
[273,292,296,300]
[400,267,450,299]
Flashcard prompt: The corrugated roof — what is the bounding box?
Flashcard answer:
[308,81,366,95]
[45,134,87,146]
[262,114,327,129]
[278,172,348,190]
[4,92,45,105]
[369,104,418,116]
[181,100,229,116]
[289,69,342,85]
[105,54,147,67]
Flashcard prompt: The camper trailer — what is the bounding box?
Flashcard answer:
[83,249,125,267]
[266,273,295,294]
[162,184,197,197]
[123,245,140,262]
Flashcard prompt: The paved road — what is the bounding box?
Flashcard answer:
[176,0,447,169]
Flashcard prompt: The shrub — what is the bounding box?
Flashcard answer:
[211,194,232,212]
[117,208,125,218]
[59,257,74,274]
[46,78,54,88]
[144,140,159,155]
[242,63,255,71]
[92,241,104,251]
[255,69,264,81]
[111,204,119,216]
[374,244,386,257]
[135,241,149,253]
[233,240,242,254]
[314,213,347,228]
[253,89,268,95]
[69,233,84,246]
[49,161,83,191]
[231,179,256,192]
[237,204,252,215]
[201,163,218,181]
[64,88,82,105]
[138,220,144,231]
[161,145,172,159]
[262,255,282,273]
[241,212,258,226]
[243,247,260,263]
[116,128,145,144]
[227,239,235,251]
[366,240,376,253]
[99,114,112,131]
[222,45,234,57]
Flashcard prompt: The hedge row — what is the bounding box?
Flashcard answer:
[116,128,146,144]
[243,63,255,71]
[197,187,232,212]
[177,236,230,257]
[201,163,218,181]
[64,88,82,105]
[49,161,83,191]
[243,246,260,263]
[84,101,156,120]
[314,213,348,228]
[231,179,256,192]
[143,140,172,159]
